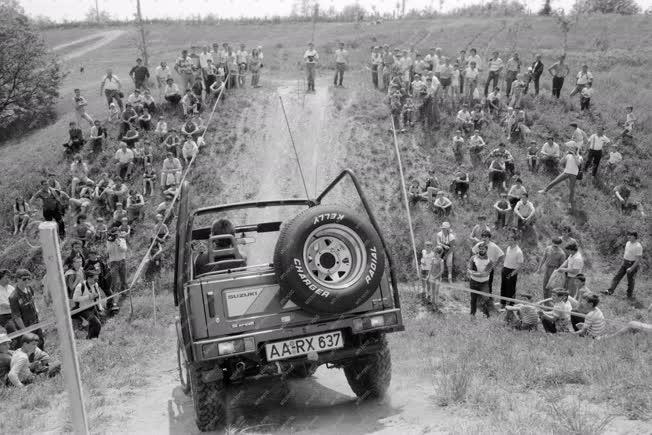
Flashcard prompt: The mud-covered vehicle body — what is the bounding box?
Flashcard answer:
[175,170,404,431]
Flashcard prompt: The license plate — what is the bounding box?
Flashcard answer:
[265,331,343,362]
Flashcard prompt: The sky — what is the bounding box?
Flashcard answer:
[20,0,650,22]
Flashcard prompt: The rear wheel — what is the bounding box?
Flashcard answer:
[188,363,227,431]
[343,334,391,399]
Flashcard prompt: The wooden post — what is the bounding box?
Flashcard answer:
[135,0,149,67]
[39,222,89,435]
[152,279,157,327]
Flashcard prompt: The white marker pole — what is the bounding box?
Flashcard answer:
[39,222,89,435]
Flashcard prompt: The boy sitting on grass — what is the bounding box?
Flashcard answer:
[571,294,606,338]
[433,190,453,217]
[493,192,511,228]
[505,292,538,331]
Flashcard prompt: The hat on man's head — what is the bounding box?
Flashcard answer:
[441,222,451,229]
[0,334,9,345]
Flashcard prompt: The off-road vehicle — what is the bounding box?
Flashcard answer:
[175,169,404,431]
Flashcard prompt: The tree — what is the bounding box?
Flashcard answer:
[0,4,63,135]
[340,3,366,21]
[84,7,112,23]
[539,0,553,15]
[574,0,641,14]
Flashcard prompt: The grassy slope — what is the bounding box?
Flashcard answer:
[0,16,650,431]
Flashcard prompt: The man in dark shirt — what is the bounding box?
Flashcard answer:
[9,269,44,350]
[30,180,69,239]
[65,121,85,154]
[129,58,150,90]
[526,53,544,96]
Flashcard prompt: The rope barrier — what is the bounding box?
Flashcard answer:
[278,95,311,201]
[4,75,232,342]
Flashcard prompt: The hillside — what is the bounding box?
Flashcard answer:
[0,15,650,433]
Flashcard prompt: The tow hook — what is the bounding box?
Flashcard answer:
[229,361,247,381]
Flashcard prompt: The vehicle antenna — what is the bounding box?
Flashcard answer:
[279,96,311,200]
[390,117,420,274]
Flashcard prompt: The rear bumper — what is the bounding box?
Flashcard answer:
[190,308,404,363]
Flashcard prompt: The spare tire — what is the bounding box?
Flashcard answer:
[274,205,385,314]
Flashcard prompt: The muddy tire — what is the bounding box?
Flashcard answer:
[177,340,190,395]
[287,362,319,378]
[188,364,227,431]
[343,334,391,399]
[274,205,385,314]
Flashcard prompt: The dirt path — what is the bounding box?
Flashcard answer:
[104,79,469,433]
[53,30,126,61]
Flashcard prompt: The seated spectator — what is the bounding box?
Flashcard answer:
[452,130,465,164]
[95,217,108,242]
[155,115,168,140]
[469,215,491,244]
[122,126,140,149]
[502,107,516,137]
[114,142,135,181]
[161,152,182,189]
[486,87,502,114]
[133,141,145,169]
[572,294,605,338]
[138,107,152,131]
[144,143,154,166]
[488,143,515,179]
[119,104,138,139]
[141,89,157,114]
[456,104,473,132]
[432,191,453,217]
[507,178,527,210]
[182,118,201,141]
[468,130,485,167]
[163,182,179,198]
[143,162,156,196]
[127,89,144,113]
[13,196,31,235]
[64,121,85,155]
[488,156,506,191]
[164,78,182,107]
[118,217,131,238]
[470,105,486,130]
[509,110,530,145]
[89,119,108,153]
[73,214,95,244]
[540,136,561,174]
[126,189,145,222]
[71,270,102,339]
[494,192,511,228]
[614,179,643,216]
[94,173,115,210]
[107,181,129,212]
[538,288,572,334]
[606,145,623,173]
[451,170,470,202]
[513,193,535,229]
[70,155,94,197]
[505,292,538,330]
[163,131,181,157]
[156,192,176,222]
[580,82,593,112]
[112,203,128,224]
[181,88,200,117]
[182,138,199,166]
[424,170,440,191]
[108,99,121,123]
[7,333,60,387]
[408,179,425,206]
[526,140,539,173]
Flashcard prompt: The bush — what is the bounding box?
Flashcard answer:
[0,4,64,140]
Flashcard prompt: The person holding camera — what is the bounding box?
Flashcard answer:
[71,270,103,339]
[303,42,319,93]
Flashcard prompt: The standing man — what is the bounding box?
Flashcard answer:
[303,42,319,93]
[71,270,102,339]
[333,42,348,88]
[548,54,570,99]
[107,227,129,304]
[539,142,581,209]
[29,179,69,240]
[471,230,504,293]
[457,49,467,94]
[537,237,566,300]
[129,58,150,90]
[584,126,610,179]
[9,270,45,349]
[504,52,521,98]
[0,270,16,335]
[175,49,194,91]
[236,43,249,88]
[155,61,172,99]
[370,46,382,89]
[557,242,584,296]
[99,68,123,111]
[467,242,493,317]
[484,51,503,97]
[569,122,589,153]
[381,45,393,91]
[528,54,544,96]
[569,64,593,97]
[500,235,524,308]
[436,222,456,283]
[605,231,642,299]
[72,88,93,126]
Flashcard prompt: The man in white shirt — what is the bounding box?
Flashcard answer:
[0,270,16,334]
[500,236,524,308]
[584,126,610,178]
[99,68,123,110]
[540,136,561,171]
[539,142,580,208]
[569,64,593,97]
[8,333,60,387]
[114,142,134,181]
[558,242,584,295]
[484,51,503,96]
[513,193,535,229]
[333,42,348,87]
[605,231,642,298]
[303,42,319,92]
[465,61,480,101]
[569,122,589,153]
[155,61,172,97]
[436,222,456,283]
[175,49,194,91]
[164,78,182,105]
[472,230,504,292]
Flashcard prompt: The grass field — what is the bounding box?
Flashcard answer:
[0,15,650,433]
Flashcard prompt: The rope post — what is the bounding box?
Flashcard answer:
[39,222,89,435]
[390,117,420,275]
[152,279,157,327]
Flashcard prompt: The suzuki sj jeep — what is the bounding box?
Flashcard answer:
[174,169,404,431]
